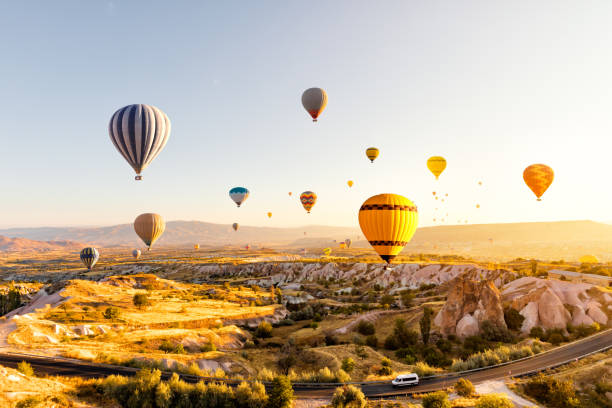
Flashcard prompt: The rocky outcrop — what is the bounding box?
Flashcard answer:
[434,275,506,337]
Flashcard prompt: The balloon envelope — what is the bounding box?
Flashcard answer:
[366,147,379,163]
[267,212,272,218]
[427,156,447,179]
[301,88,328,122]
[80,247,99,270]
[345,238,352,248]
[358,194,418,264]
[523,164,554,201]
[300,191,317,213]
[194,244,200,250]
[134,213,165,249]
[579,255,599,264]
[229,187,249,207]
[347,180,354,188]
[232,223,239,231]
[108,104,171,180]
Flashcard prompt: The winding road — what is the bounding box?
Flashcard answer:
[0,329,610,398]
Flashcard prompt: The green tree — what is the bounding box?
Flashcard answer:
[475,394,513,408]
[255,321,273,338]
[132,293,150,309]
[341,357,355,373]
[400,290,415,308]
[330,385,366,408]
[503,308,525,331]
[420,307,433,344]
[356,321,375,335]
[17,361,34,377]
[267,375,293,408]
[422,391,451,408]
[103,306,120,320]
[365,335,378,348]
[454,378,475,397]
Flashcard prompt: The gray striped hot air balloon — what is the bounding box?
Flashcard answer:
[109,104,171,180]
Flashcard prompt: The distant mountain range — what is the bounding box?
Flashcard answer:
[0,236,83,252]
[0,220,611,260]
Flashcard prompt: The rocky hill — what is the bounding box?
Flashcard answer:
[0,236,83,253]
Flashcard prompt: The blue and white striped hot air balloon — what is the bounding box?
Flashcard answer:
[109,104,171,180]
[80,247,99,270]
[229,187,250,207]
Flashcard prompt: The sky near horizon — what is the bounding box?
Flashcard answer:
[1,1,611,229]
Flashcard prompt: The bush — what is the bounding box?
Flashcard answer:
[342,357,355,373]
[309,322,319,329]
[254,321,273,338]
[268,375,294,408]
[384,319,419,350]
[548,332,565,345]
[413,361,439,377]
[378,357,393,375]
[365,335,378,348]
[523,373,580,408]
[331,385,367,408]
[423,345,452,367]
[503,308,525,331]
[200,342,216,352]
[325,333,339,346]
[103,306,120,320]
[422,391,451,408]
[158,339,185,354]
[277,319,295,326]
[475,394,513,408]
[454,378,475,397]
[380,294,395,307]
[17,361,34,376]
[436,338,452,353]
[481,320,514,343]
[529,326,545,339]
[356,321,376,335]
[132,293,150,308]
[451,341,542,371]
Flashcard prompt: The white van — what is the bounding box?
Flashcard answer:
[391,373,419,387]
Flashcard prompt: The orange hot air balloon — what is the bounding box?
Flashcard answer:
[523,164,554,201]
[476,204,480,208]
[300,191,317,213]
[347,180,354,188]
[288,192,292,196]
[432,191,436,196]
[267,212,272,218]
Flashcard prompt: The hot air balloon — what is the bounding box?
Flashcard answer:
[323,247,332,256]
[432,192,436,196]
[427,156,447,180]
[476,204,480,208]
[267,212,272,218]
[302,88,327,122]
[132,249,141,259]
[339,242,346,249]
[347,180,354,188]
[229,187,249,207]
[232,223,239,231]
[523,164,554,201]
[80,247,99,270]
[109,104,171,181]
[300,191,317,213]
[288,192,292,196]
[579,255,599,264]
[245,244,251,250]
[345,238,352,248]
[366,147,379,163]
[134,213,165,250]
[194,244,200,250]
[358,194,418,264]
[478,181,483,186]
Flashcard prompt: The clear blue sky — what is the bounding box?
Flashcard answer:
[1,1,611,228]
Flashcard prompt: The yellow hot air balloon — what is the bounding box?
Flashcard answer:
[339,242,346,249]
[476,204,480,208]
[523,164,554,201]
[579,255,599,264]
[267,212,272,218]
[134,213,165,250]
[427,156,447,180]
[347,180,354,188]
[358,194,418,264]
[323,247,332,256]
[194,244,200,250]
[366,147,379,163]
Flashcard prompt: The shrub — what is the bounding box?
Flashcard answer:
[454,378,475,397]
[268,375,294,408]
[384,319,419,350]
[103,306,120,320]
[475,394,513,408]
[342,357,355,373]
[436,338,452,353]
[278,354,297,374]
[356,321,376,335]
[548,332,565,345]
[331,385,367,408]
[365,335,378,348]
[17,361,34,376]
[378,357,393,375]
[503,308,525,331]
[523,373,580,408]
[200,342,216,352]
[529,326,545,339]
[451,341,541,371]
[277,319,295,326]
[380,294,395,307]
[132,293,150,308]
[325,333,339,346]
[481,320,514,343]
[423,345,451,367]
[413,361,439,377]
[254,321,273,338]
[422,391,451,408]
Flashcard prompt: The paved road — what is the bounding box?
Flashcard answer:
[0,329,610,399]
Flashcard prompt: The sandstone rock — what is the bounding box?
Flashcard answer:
[519,302,539,334]
[196,359,222,372]
[537,288,570,330]
[570,306,594,327]
[586,304,608,325]
[456,314,479,338]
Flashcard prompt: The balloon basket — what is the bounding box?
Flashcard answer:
[135,175,142,181]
